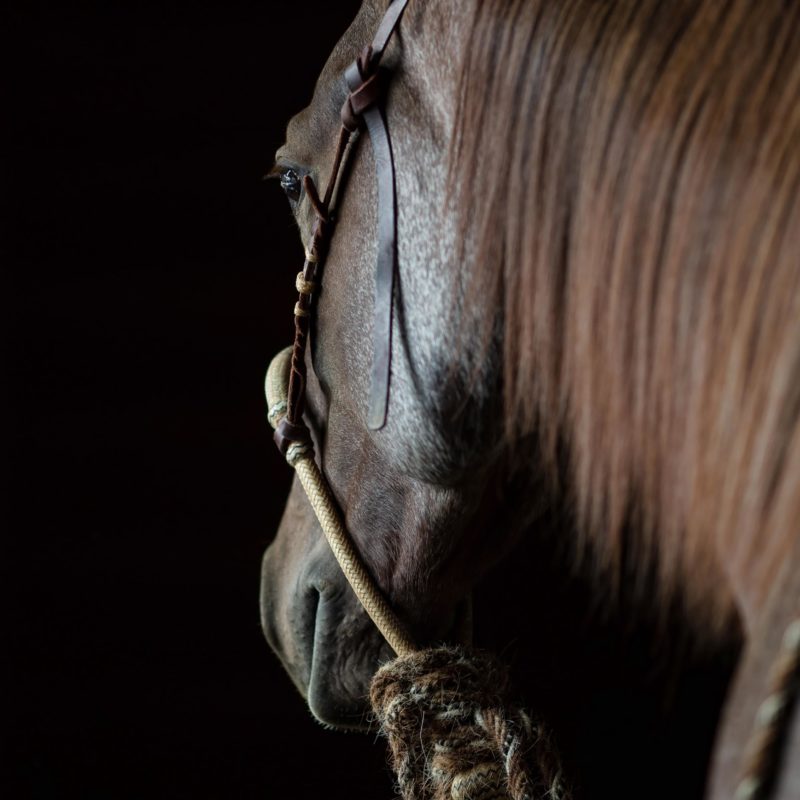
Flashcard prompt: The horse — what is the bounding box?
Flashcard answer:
[260,1,800,797]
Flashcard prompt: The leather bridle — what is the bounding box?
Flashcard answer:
[273,0,410,464]
[266,0,417,657]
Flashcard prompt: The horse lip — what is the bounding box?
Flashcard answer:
[260,539,387,732]
[259,548,318,702]
[305,594,380,732]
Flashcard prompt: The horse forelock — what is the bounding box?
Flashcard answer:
[450,0,800,639]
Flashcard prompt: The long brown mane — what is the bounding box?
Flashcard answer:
[452,0,800,635]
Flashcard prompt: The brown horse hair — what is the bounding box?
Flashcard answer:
[450,0,800,640]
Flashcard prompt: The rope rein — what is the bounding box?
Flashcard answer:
[371,647,570,800]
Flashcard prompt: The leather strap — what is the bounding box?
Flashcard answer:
[341,0,410,429]
[344,58,397,429]
[371,0,410,60]
[276,0,410,454]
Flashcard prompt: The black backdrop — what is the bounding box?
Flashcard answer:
[7,1,397,796]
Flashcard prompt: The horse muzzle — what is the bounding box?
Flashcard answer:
[260,492,394,730]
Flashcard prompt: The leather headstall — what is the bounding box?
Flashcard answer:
[274,0,410,459]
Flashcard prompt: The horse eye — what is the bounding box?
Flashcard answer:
[280,168,302,203]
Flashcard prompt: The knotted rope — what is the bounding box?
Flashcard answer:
[265,347,572,800]
[371,646,570,800]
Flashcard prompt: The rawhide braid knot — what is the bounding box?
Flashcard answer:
[370,646,571,800]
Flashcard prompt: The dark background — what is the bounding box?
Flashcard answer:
[6,1,397,796]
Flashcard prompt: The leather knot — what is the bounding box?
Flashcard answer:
[274,416,313,459]
[357,44,375,76]
[341,46,387,132]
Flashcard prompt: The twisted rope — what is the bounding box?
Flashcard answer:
[266,346,416,658]
[370,646,571,800]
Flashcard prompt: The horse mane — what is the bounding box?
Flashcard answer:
[451,0,800,636]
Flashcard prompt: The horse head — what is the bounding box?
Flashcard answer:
[260,0,520,729]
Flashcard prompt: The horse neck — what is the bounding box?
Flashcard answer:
[450,0,800,643]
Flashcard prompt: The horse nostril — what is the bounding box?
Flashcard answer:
[313,578,334,597]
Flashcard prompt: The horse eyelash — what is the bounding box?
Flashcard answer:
[262,163,286,181]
